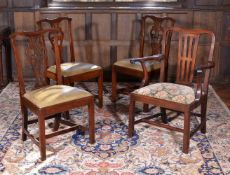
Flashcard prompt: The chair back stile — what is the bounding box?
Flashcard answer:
[10,32,27,97]
[37,17,75,63]
[48,29,64,85]
[203,30,215,94]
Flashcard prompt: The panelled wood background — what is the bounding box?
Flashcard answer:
[1,0,230,82]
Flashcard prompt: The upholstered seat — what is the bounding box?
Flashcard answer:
[23,85,92,108]
[113,59,160,72]
[47,62,102,77]
[133,83,195,104]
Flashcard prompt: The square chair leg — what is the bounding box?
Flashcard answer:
[38,115,46,161]
[183,111,191,154]
[128,96,135,137]
[112,66,117,102]
[98,71,103,108]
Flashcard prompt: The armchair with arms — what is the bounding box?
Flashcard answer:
[128,27,215,153]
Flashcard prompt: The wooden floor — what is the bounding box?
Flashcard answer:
[212,82,230,110]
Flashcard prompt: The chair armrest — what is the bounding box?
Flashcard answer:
[130,54,164,64]
[194,61,214,101]
[129,54,165,87]
[195,61,215,73]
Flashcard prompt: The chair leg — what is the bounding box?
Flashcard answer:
[183,111,190,154]
[143,104,149,112]
[21,105,28,141]
[160,107,167,124]
[112,66,117,102]
[98,70,103,108]
[69,82,75,86]
[63,82,72,120]
[63,111,70,120]
[128,95,136,137]
[38,115,46,161]
[88,98,95,144]
[200,96,207,134]
[53,113,61,131]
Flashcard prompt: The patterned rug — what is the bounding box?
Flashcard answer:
[0,82,230,175]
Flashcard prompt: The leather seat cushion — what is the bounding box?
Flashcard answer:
[113,59,160,72]
[47,62,102,77]
[133,83,195,104]
[23,85,92,108]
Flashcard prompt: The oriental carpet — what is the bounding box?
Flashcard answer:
[0,82,229,175]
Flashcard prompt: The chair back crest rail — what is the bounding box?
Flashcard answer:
[10,29,62,96]
[37,17,75,63]
[161,27,215,95]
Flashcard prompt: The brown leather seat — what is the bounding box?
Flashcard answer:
[23,85,92,108]
[47,62,101,77]
[114,59,160,72]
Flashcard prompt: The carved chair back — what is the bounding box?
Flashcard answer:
[161,27,215,94]
[37,17,75,63]
[140,15,175,57]
[10,29,62,97]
